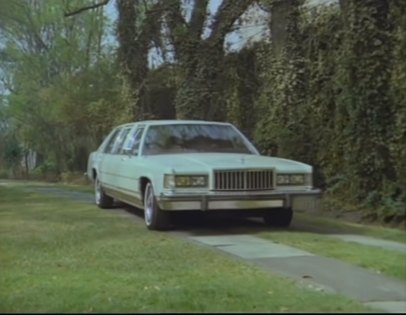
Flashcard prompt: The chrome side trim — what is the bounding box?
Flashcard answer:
[104,187,144,209]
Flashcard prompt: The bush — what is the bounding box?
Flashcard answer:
[60,171,89,185]
[0,169,10,179]
[30,161,60,182]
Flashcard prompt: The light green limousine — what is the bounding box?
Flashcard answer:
[87,120,321,230]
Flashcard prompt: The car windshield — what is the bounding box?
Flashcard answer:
[142,124,255,155]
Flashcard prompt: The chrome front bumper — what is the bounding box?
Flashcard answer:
[157,189,321,212]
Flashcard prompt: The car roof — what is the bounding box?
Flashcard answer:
[116,120,232,128]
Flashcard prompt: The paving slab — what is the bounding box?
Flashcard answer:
[329,234,406,254]
[190,235,314,259]
[252,255,406,302]
[190,234,406,313]
[365,301,406,314]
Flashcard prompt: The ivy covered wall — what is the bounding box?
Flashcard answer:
[253,0,405,219]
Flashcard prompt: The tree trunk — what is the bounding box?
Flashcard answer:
[116,0,151,119]
[175,41,226,120]
[171,0,253,120]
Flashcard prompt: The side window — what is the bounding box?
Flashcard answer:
[122,127,145,155]
[111,127,132,154]
[103,128,122,154]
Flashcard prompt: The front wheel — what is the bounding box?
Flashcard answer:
[95,177,113,209]
[263,207,293,227]
[144,182,169,230]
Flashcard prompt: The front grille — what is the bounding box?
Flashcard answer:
[214,169,274,191]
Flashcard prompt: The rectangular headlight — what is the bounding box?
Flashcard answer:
[276,174,290,185]
[164,175,176,188]
[277,174,305,186]
[164,175,208,188]
[290,174,305,185]
[305,173,313,186]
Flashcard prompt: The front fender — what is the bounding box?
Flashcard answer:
[87,151,100,182]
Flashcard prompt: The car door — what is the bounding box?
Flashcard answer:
[97,127,122,188]
[115,125,146,208]
[88,127,119,182]
[100,126,132,195]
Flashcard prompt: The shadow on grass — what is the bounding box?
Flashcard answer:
[117,202,355,237]
[117,201,270,235]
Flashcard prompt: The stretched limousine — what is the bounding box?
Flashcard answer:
[87,120,321,230]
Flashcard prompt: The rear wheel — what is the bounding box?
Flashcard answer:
[144,182,169,230]
[263,207,293,227]
[95,176,114,209]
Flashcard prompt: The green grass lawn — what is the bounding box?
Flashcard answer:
[295,212,406,244]
[0,185,375,313]
[0,178,94,193]
[258,230,406,281]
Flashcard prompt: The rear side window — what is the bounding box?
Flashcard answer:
[111,127,132,154]
[121,127,145,155]
[103,128,122,154]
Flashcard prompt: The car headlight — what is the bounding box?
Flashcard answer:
[277,174,306,186]
[164,175,208,188]
[276,174,291,185]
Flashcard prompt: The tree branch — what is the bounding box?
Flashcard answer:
[189,0,209,40]
[64,0,110,17]
[207,0,252,45]
[256,0,271,13]
[164,0,187,61]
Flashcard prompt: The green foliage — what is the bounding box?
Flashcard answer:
[1,0,405,222]
[30,160,60,182]
[1,136,22,175]
[254,0,405,219]
[391,1,406,205]
[1,0,132,175]
[175,43,226,121]
[336,0,395,205]
[254,1,312,164]
[60,171,89,185]
[162,1,253,121]
[143,65,177,119]
[224,45,262,138]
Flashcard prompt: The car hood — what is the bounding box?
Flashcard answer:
[143,153,312,173]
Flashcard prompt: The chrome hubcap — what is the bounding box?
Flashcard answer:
[144,185,153,226]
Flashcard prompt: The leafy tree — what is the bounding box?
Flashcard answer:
[1,0,131,174]
[115,0,257,120]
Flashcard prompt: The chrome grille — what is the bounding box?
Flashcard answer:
[214,169,274,191]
